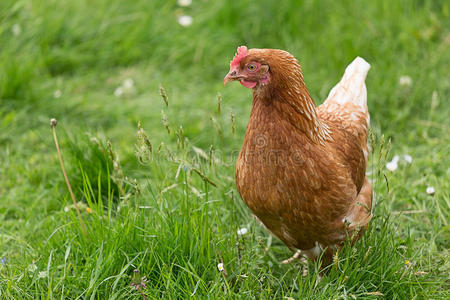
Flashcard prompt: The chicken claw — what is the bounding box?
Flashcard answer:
[281,249,302,264]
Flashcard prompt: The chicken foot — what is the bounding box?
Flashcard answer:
[281,249,303,264]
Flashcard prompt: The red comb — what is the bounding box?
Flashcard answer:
[230,46,248,68]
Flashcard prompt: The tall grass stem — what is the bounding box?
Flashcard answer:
[50,118,87,237]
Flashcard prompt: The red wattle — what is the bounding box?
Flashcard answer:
[240,80,257,89]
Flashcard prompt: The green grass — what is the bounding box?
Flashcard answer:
[0,0,449,298]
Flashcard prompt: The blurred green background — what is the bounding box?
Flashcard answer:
[0,0,449,298]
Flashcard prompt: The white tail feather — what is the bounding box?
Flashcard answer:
[325,57,371,110]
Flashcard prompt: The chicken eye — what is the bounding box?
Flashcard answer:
[247,64,257,71]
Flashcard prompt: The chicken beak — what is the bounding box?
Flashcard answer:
[224,69,239,85]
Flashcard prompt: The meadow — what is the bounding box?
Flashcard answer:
[0,0,449,298]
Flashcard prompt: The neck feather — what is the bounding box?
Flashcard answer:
[253,70,331,143]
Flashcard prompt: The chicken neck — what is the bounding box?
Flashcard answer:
[251,78,330,144]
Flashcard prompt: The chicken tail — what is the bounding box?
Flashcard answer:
[324,57,371,113]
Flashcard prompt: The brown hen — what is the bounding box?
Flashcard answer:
[224,46,373,265]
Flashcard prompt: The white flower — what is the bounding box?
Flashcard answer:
[386,161,398,172]
[399,76,412,87]
[217,263,224,272]
[392,155,400,164]
[403,154,412,164]
[237,227,248,235]
[178,0,192,7]
[114,86,124,98]
[426,186,435,195]
[123,78,134,89]
[386,162,398,172]
[38,271,48,279]
[12,24,21,36]
[178,15,193,27]
[54,90,62,99]
[64,207,69,212]
[114,79,135,98]
[386,155,399,172]
[27,263,37,273]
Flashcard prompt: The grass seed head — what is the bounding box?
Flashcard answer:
[159,85,169,107]
[161,110,171,134]
[136,122,153,164]
[230,110,235,135]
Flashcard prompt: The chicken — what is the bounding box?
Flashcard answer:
[224,46,372,266]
